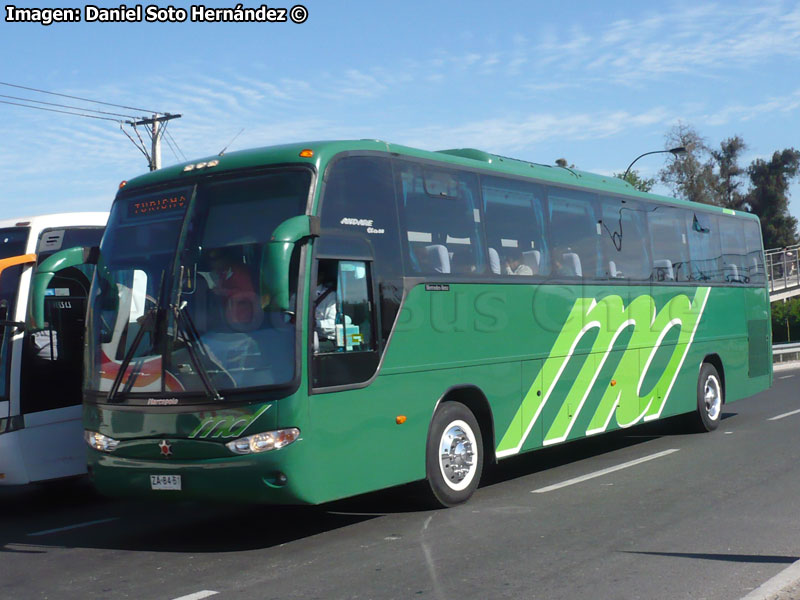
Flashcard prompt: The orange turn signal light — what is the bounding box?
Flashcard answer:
[396,415,407,425]
[610,380,617,387]
[299,149,314,158]
[119,180,127,189]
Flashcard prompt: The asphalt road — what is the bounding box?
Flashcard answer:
[2,364,799,600]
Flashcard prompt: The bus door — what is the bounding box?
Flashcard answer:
[18,227,102,482]
[0,233,35,424]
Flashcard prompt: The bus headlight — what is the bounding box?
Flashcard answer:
[225,428,300,455]
[84,431,120,452]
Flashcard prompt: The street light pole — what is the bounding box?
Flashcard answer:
[623,146,687,181]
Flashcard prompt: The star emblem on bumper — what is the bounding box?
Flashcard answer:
[158,440,172,457]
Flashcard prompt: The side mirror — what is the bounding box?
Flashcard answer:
[261,215,319,312]
[30,246,98,330]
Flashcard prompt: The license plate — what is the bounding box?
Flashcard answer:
[150,474,181,491]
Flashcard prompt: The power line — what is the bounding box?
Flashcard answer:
[164,126,186,162]
[163,134,180,162]
[0,99,122,122]
[161,122,181,163]
[1,81,183,171]
[0,81,163,114]
[0,93,137,119]
[119,122,151,162]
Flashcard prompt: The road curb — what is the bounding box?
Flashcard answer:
[773,361,800,371]
[740,559,800,599]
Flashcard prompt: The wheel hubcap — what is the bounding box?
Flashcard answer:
[704,375,721,421]
[439,422,476,490]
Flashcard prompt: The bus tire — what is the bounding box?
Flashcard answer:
[692,362,723,432]
[424,401,483,507]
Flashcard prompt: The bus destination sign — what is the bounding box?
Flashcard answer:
[129,195,187,218]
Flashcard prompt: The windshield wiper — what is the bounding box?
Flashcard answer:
[172,300,224,402]
[107,307,159,403]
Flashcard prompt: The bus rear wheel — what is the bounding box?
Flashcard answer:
[691,362,723,432]
[424,401,483,507]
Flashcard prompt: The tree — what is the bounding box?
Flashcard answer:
[658,123,717,205]
[711,136,748,210]
[771,297,800,343]
[746,148,800,248]
[613,169,655,192]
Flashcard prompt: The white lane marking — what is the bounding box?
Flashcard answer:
[531,449,680,493]
[768,408,800,421]
[171,592,218,600]
[778,375,795,379]
[27,517,119,537]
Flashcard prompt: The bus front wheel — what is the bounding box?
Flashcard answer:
[692,362,723,432]
[424,401,483,507]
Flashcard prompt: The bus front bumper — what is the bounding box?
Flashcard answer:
[88,447,314,504]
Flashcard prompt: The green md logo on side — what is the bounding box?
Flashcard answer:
[497,287,710,457]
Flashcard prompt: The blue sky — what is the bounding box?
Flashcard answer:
[2,0,799,244]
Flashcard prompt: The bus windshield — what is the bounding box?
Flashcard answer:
[0,227,30,402]
[85,168,311,402]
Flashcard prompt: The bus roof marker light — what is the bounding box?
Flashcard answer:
[396,415,407,424]
[299,149,314,158]
[118,181,127,189]
[183,164,195,172]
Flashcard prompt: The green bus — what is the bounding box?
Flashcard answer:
[55,140,771,506]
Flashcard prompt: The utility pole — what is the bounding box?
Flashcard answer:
[127,113,181,171]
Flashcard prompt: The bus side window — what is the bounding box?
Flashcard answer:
[743,220,766,284]
[547,187,599,279]
[481,175,548,277]
[598,196,651,281]
[320,155,401,349]
[312,259,378,389]
[686,212,723,282]
[647,206,690,282]
[719,217,748,283]
[395,161,484,276]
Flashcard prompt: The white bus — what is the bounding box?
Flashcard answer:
[0,212,107,485]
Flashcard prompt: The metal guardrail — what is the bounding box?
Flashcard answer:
[773,342,800,364]
[765,244,800,297]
